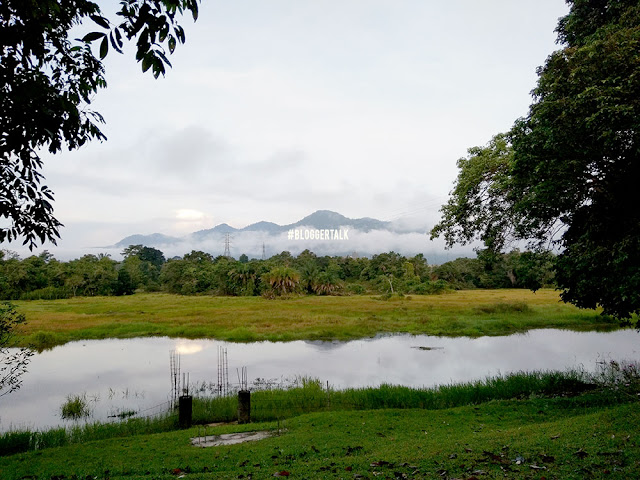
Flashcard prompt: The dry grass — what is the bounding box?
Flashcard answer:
[11,289,624,348]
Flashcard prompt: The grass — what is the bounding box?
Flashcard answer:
[1,382,639,479]
[0,366,629,455]
[60,394,92,420]
[11,289,629,349]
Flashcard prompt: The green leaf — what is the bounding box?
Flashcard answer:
[168,35,176,54]
[156,50,172,68]
[90,15,110,29]
[82,31,106,43]
[110,32,123,54]
[142,54,153,73]
[99,36,109,59]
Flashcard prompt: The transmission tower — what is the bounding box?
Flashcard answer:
[223,233,231,257]
[261,242,266,260]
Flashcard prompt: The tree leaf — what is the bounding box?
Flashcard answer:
[82,31,106,43]
[99,36,109,59]
[142,54,153,73]
[110,32,123,54]
[90,15,110,29]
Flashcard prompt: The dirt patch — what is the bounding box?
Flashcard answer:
[191,430,276,447]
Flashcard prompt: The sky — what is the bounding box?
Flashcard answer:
[10,0,571,260]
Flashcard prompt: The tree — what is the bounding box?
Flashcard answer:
[1,0,199,249]
[262,267,301,297]
[122,245,166,289]
[0,303,33,397]
[432,0,640,318]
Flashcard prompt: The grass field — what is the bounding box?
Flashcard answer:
[3,291,638,478]
[11,289,625,349]
[2,390,638,479]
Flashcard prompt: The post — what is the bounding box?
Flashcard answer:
[238,390,251,424]
[327,380,331,408]
[179,395,192,429]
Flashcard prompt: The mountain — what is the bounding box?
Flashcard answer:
[110,210,437,258]
[105,210,474,261]
[116,210,407,248]
[286,210,391,232]
[114,233,181,248]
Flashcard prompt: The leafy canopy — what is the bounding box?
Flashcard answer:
[0,0,199,249]
[432,0,640,319]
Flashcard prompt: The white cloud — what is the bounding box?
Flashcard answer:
[13,0,570,258]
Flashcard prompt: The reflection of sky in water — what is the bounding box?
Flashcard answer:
[1,329,639,431]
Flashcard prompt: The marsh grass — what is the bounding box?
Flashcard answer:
[0,413,178,456]
[13,289,632,348]
[4,400,640,480]
[0,367,634,458]
[473,301,531,314]
[60,394,92,420]
[192,369,600,423]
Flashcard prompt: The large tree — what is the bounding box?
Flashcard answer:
[432,0,640,319]
[1,0,199,249]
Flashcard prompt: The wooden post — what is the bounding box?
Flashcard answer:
[238,390,251,424]
[178,395,192,428]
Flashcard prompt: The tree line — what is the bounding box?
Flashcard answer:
[0,246,555,300]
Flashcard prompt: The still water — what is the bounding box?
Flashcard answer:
[1,329,639,432]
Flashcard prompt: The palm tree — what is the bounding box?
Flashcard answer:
[262,267,301,296]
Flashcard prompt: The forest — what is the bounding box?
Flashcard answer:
[0,246,555,300]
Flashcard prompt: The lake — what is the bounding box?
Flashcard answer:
[1,328,639,432]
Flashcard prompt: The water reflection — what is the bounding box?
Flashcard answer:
[1,329,639,432]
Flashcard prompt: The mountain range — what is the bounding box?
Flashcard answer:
[114,210,416,248]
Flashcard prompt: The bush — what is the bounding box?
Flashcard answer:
[19,286,72,300]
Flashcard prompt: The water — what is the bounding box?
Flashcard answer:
[1,329,639,432]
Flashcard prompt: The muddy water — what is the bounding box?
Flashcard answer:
[1,328,639,431]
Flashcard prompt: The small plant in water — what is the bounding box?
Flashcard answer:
[60,393,92,420]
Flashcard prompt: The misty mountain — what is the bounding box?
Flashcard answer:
[286,210,390,232]
[116,210,415,248]
[109,209,469,261]
[115,233,181,248]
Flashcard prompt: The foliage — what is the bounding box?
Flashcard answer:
[430,133,516,251]
[261,266,301,297]
[432,0,640,318]
[1,247,557,300]
[0,303,33,397]
[0,0,199,249]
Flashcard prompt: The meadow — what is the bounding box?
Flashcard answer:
[12,289,624,349]
[3,289,636,478]
[2,367,639,479]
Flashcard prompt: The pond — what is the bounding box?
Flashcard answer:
[1,328,639,432]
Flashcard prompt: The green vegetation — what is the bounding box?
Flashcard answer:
[1,1,199,249]
[431,0,640,319]
[9,289,628,349]
[60,394,92,420]
[0,247,555,301]
[2,364,640,479]
[0,302,33,396]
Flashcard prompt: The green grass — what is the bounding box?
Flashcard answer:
[60,394,92,420]
[3,363,639,478]
[11,289,631,348]
[1,390,638,479]
[0,368,625,454]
